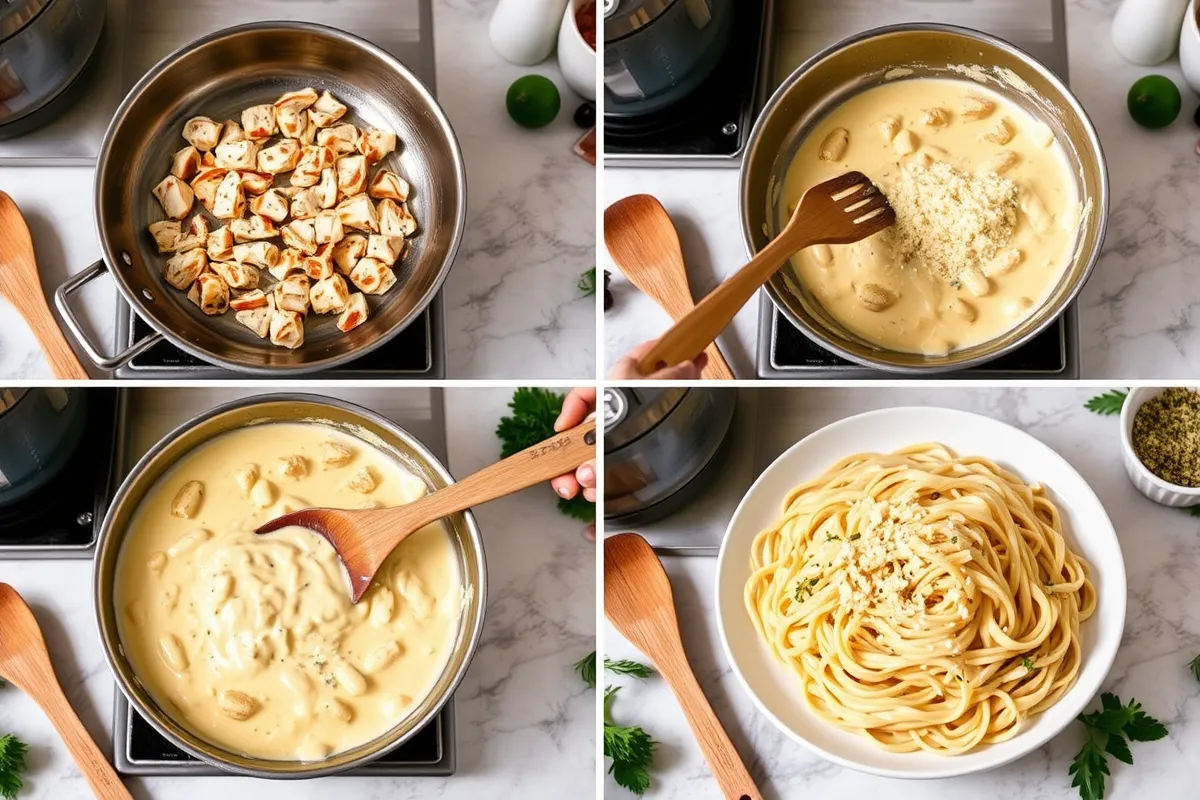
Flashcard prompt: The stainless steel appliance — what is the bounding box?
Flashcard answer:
[0,387,86,505]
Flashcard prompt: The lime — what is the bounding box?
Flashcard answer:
[1127,75,1181,129]
[506,75,561,129]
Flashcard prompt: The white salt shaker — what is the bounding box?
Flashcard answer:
[1112,0,1191,65]
[490,0,571,66]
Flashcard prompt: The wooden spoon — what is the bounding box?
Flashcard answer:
[0,192,89,379]
[604,533,763,800]
[604,195,734,380]
[0,584,132,800]
[258,418,597,603]
[637,171,895,375]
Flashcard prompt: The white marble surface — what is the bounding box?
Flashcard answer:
[0,387,596,799]
[603,0,1200,378]
[603,386,1200,797]
[0,0,596,379]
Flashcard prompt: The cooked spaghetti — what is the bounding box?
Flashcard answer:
[744,444,1095,755]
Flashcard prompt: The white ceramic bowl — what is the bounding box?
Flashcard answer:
[1119,387,1200,507]
[558,0,596,100]
[1179,0,1200,95]
[715,407,1126,779]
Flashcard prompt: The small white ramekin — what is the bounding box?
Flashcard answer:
[1120,386,1200,507]
[558,0,596,101]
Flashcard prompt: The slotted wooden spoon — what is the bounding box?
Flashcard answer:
[0,192,89,379]
[0,584,132,799]
[604,195,734,380]
[637,171,895,375]
[258,418,597,603]
[605,533,763,800]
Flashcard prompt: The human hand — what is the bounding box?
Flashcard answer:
[551,387,597,504]
[609,339,707,380]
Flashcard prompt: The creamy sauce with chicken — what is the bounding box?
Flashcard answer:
[782,78,1080,355]
[114,422,461,761]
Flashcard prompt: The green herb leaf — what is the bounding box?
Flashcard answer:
[575,652,596,689]
[1069,734,1110,800]
[1070,694,1168,799]
[1123,708,1168,742]
[604,686,657,796]
[579,267,597,297]
[1186,506,1200,518]
[605,659,654,680]
[1189,654,1200,682]
[558,494,595,523]
[1021,656,1036,671]
[1100,693,1121,711]
[0,734,28,800]
[497,388,594,523]
[849,533,861,541]
[1103,733,1133,765]
[1084,390,1127,416]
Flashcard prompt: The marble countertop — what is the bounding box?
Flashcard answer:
[603,0,1200,378]
[0,387,596,799]
[0,0,596,380]
[604,386,1200,798]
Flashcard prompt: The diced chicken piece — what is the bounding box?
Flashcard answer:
[218,120,245,145]
[163,249,207,290]
[337,193,378,233]
[310,273,350,314]
[273,273,310,315]
[232,241,280,269]
[349,257,396,295]
[314,209,344,245]
[153,176,194,220]
[201,150,216,167]
[231,463,259,495]
[170,146,202,181]
[298,115,318,146]
[291,145,335,188]
[249,189,289,223]
[303,243,336,281]
[230,288,269,311]
[276,105,307,139]
[230,215,279,243]
[336,155,367,197]
[345,466,377,493]
[278,455,308,479]
[309,91,347,128]
[359,127,397,164]
[239,171,273,196]
[289,187,320,220]
[366,234,405,267]
[236,293,274,338]
[317,124,359,155]
[377,198,416,238]
[269,310,305,349]
[257,139,302,175]
[214,139,260,171]
[169,214,207,252]
[188,214,210,239]
[207,226,235,261]
[211,260,260,290]
[322,441,354,467]
[275,87,319,112]
[241,104,277,140]
[211,171,246,220]
[332,234,367,274]
[182,116,223,152]
[190,167,229,211]
[337,292,369,332]
[315,167,338,209]
[269,248,306,281]
[282,219,318,255]
[193,272,230,315]
[149,220,182,253]
[368,170,410,202]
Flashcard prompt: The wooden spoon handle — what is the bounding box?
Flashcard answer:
[659,651,763,800]
[638,230,806,375]
[699,342,734,380]
[29,308,89,379]
[24,674,131,798]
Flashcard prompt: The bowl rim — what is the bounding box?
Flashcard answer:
[92,392,487,778]
[713,406,1126,778]
[1119,386,1200,497]
[739,22,1110,374]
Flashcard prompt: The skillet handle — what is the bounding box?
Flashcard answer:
[53,260,164,371]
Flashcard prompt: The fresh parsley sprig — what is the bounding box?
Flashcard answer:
[578,652,659,796]
[579,268,597,297]
[1188,654,1200,683]
[605,659,654,680]
[1084,390,1127,416]
[1068,693,1167,800]
[574,652,597,689]
[0,734,28,800]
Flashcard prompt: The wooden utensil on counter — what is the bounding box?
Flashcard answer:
[604,195,734,380]
[0,584,132,800]
[637,171,895,376]
[604,533,764,800]
[258,418,598,603]
[0,192,89,379]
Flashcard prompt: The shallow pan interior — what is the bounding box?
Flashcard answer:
[95,23,465,374]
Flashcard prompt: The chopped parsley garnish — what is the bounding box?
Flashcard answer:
[1021,656,1036,671]
[1068,693,1167,800]
[825,532,840,541]
[0,734,28,800]
[849,533,861,541]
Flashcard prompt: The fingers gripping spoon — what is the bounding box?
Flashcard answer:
[604,533,764,800]
[258,419,597,603]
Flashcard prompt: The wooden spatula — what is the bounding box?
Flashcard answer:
[0,192,89,379]
[605,533,763,800]
[604,195,734,380]
[0,584,132,800]
[258,418,597,603]
[637,171,895,375]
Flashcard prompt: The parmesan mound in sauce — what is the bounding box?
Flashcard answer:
[782,77,1080,356]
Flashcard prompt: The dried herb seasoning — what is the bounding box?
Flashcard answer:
[1131,388,1200,487]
